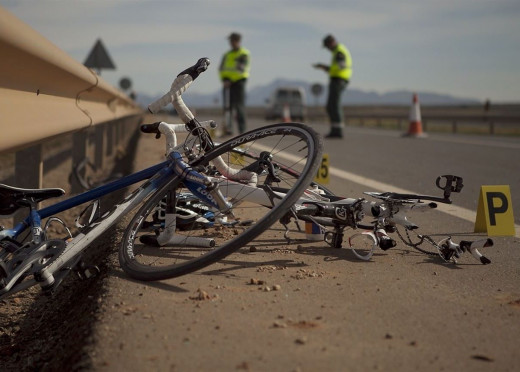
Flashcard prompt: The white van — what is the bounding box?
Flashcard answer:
[265,86,306,121]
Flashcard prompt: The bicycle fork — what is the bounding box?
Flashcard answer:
[170,151,232,213]
[153,151,234,248]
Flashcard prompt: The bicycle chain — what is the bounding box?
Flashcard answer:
[395,226,440,256]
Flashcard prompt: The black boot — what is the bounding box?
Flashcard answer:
[325,127,343,138]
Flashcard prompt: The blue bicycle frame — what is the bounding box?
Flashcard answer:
[5,147,223,249]
[4,161,168,241]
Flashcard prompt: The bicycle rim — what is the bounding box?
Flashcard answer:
[119,123,323,281]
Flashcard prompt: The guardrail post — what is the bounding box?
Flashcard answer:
[14,144,43,222]
[112,123,117,146]
[14,145,43,189]
[120,122,124,144]
[114,122,120,149]
[94,125,105,170]
[112,123,118,150]
[452,121,458,133]
[489,121,495,135]
[121,121,127,141]
[71,130,88,194]
[106,124,114,157]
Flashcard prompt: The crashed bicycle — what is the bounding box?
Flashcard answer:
[0,57,323,298]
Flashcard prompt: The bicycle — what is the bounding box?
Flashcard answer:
[165,164,495,266]
[0,57,323,298]
[280,174,494,264]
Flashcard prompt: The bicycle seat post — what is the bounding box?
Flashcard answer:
[20,197,44,245]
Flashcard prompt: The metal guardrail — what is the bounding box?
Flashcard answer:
[0,7,142,154]
[339,109,520,135]
[0,7,143,201]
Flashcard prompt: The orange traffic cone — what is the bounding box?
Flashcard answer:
[282,103,292,123]
[404,93,427,137]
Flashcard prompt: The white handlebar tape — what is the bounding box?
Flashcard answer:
[148,74,195,125]
[212,156,258,185]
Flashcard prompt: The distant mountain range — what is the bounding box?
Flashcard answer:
[135,78,481,108]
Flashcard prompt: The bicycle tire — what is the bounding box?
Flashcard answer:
[119,122,323,281]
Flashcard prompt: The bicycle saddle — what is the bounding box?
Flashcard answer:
[0,184,65,216]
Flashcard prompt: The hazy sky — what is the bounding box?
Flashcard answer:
[3,0,520,102]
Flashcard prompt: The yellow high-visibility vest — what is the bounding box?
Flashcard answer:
[219,47,250,82]
[329,43,352,80]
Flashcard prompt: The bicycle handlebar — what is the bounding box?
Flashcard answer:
[141,120,216,135]
[147,57,210,123]
[140,120,217,155]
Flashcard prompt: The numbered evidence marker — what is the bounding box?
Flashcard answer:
[314,153,330,184]
[474,185,516,236]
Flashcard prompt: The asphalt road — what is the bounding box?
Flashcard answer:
[4,115,518,371]
[84,117,519,371]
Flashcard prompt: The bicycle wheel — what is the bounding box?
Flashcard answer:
[119,122,323,281]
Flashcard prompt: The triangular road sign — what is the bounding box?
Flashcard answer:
[84,38,116,73]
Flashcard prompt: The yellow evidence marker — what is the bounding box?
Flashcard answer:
[314,153,330,185]
[474,185,516,236]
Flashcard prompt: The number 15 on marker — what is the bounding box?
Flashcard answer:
[314,153,329,184]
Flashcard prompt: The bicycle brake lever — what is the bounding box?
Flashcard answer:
[243,152,281,184]
[195,57,211,73]
[177,57,210,80]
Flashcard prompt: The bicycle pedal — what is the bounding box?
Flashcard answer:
[74,261,101,280]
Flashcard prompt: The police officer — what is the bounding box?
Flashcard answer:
[313,34,352,138]
[219,32,251,135]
